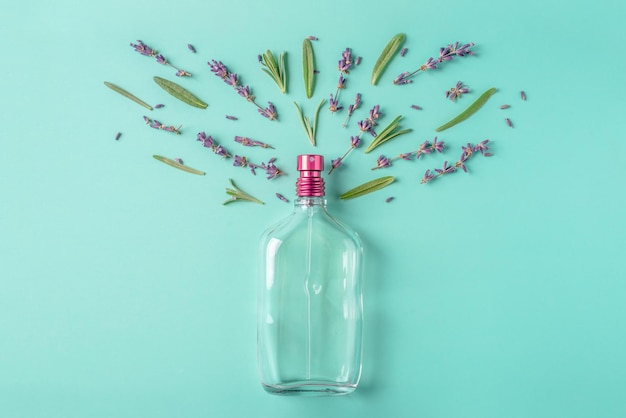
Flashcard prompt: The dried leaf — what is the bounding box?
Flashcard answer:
[435,87,497,132]
[153,155,205,175]
[302,38,315,98]
[371,33,405,85]
[340,176,395,200]
[104,81,153,110]
[153,76,208,109]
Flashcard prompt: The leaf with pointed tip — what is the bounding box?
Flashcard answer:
[302,39,315,98]
[153,155,205,175]
[371,33,405,85]
[153,76,208,109]
[435,87,497,132]
[340,176,395,199]
[104,81,153,110]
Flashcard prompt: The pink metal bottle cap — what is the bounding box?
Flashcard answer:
[296,154,325,197]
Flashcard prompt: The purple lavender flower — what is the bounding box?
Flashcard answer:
[187,43,196,53]
[329,95,342,113]
[208,60,229,78]
[421,169,435,184]
[372,155,391,170]
[394,42,475,85]
[400,152,413,160]
[337,75,346,89]
[446,81,469,102]
[234,136,274,148]
[473,139,491,155]
[342,93,361,128]
[130,40,155,56]
[338,48,352,73]
[276,193,289,203]
[432,137,444,153]
[233,155,248,167]
[435,161,456,175]
[143,116,181,134]
[258,102,277,120]
[131,40,191,77]
[197,132,230,157]
[262,160,282,179]
[331,158,343,169]
[236,85,254,101]
[358,119,372,134]
[350,136,360,148]
[214,145,229,158]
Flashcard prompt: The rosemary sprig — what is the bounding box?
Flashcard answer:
[364,115,412,153]
[302,38,315,98]
[153,76,208,109]
[340,176,395,199]
[223,178,264,205]
[371,33,405,85]
[294,99,325,146]
[153,155,205,175]
[104,81,153,110]
[259,50,287,94]
[435,87,496,132]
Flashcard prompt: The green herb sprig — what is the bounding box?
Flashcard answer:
[223,179,264,205]
[294,99,325,146]
[302,38,315,98]
[371,33,405,85]
[104,81,153,110]
[259,50,287,94]
[435,87,497,132]
[364,115,412,153]
[340,176,395,199]
[153,76,208,109]
[153,155,205,175]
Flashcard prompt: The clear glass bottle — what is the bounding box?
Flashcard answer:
[257,154,363,396]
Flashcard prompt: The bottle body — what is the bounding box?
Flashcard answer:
[257,197,363,395]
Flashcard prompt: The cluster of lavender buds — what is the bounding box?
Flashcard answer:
[130,40,191,77]
[371,137,445,170]
[197,132,231,158]
[143,116,182,134]
[421,139,492,184]
[329,48,354,114]
[234,136,274,149]
[393,42,475,85]
[342,93,361,128]
[446,81,469,102]
[233,156,283,179]
[329,105,381,174]
[208,60,278,121]
[197,132,283,180]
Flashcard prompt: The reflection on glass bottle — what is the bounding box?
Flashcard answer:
[258,154,363,396]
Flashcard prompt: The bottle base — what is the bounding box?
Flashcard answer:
[262,381,356,396]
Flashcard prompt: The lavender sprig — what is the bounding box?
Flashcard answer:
[234,135,274,149]
[371,137,445,170]
[130,40,191,77]
[446,81,469,102]
[208,59,278,121]
[393,42,475,85]
[233,156,284,179]
[143,116,181,134]
[223,179,264,205]
[421,139,492,184]
[328,105,381,174]
[342,93,361,128]
[329,48,353,114]
[197,132,231,158]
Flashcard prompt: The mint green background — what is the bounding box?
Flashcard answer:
[1,0,625,417]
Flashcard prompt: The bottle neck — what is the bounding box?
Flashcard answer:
[294,196,327,208]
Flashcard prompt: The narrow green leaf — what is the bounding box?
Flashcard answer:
[364,115,412,153]
[153,76,208,109]
[371,33,405,85]
[294,100,325,146]
[260,50,287,93]
[153,155,205,175]
[104,81,153,110]
[311,98,325,144]
[435,87,497,132]
[302,38,315,98]
[223,178,264,205]
[340,176,395,200]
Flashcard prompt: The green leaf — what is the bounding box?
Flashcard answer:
[302,38,315,98]
[340,176,395,200]
[153,155,205,175]
[294,99,325,146]
[104,81,153,110]
[223,178,264,205]
[260,50,287,93]
[153,76,208,109]
[371,33,405,85]
[364,115,412,153]
[435,87,497,132]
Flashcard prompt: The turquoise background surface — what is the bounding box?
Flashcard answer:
[1,0,625,417]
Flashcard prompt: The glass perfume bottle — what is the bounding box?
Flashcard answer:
[257,154,364,396]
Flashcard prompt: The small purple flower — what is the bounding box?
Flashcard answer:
[435,161,456,175]
[331,157,343,169]
[154,103,165,108]
[236,85,254,101]
[307,36,319,41]
[155,54,167,65]
[276,193,289,203]
[432,137,444,153]
[350,136,361,148]
[208,60,229,78]
[174,158,183,165]
[258,102,277,120]
[400,152,413,160]
[329,95,342,113]
[400,47,407,57]
[473,139,490,155]
[355,56,362,66]
[233,155,247,167]
[446,81,469,102]
[358,119,372,133]
[263,161,282,180]
[225,115,238,120]
[214,145,229,158]
[225,72,239,87]
[368,105,381,124]
[393,72,412,85]
[373,155,391,170]
[130,40,155,56]
[337,75,346,89]
[175,69,191,77]
[338,48,352,72]
[421,169,435,184]
[187,43,196,53]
